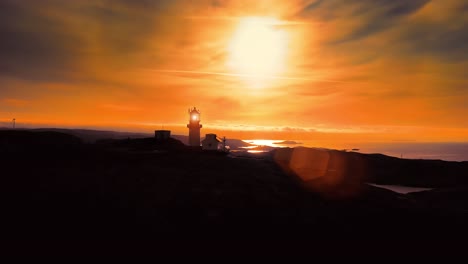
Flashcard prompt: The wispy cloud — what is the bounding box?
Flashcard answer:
[143,69,350,82]
[99,104,141,112]
[2,98,29,107]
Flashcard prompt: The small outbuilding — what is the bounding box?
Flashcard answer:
[155,130,171,140]
[201,133,220,151]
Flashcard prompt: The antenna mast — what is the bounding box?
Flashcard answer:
[12,118,15,129]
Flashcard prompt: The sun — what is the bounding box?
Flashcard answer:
[227,17,289,88]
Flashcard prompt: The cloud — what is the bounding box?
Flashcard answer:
[392,4,468,62]
[294,0,468,65]
[0,0,175,82]
[99,103,141,112]
[296,0,430,43]
[281,126,311,132]
[0,1,81,81]
[342,0,429,42]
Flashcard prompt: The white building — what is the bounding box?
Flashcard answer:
[201,134,220,151]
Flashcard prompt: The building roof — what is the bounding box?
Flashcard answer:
[202,137,220,143]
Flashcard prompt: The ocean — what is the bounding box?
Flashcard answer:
[243,140,468,162]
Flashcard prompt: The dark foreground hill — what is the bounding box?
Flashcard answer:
[0,130,82,151]
[0,131,467,254]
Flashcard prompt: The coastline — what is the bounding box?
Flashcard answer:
[242,139,468,162]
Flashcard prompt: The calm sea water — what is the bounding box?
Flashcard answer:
[243,140,468,162]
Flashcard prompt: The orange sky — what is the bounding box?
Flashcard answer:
[1,0,467,142]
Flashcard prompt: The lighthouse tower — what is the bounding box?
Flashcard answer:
[187,107,202,147]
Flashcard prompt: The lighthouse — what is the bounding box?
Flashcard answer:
[187,107,202,147]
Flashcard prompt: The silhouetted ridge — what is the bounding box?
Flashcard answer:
[32,128,150,143]
[0,130,82,152]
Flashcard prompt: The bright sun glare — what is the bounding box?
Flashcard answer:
[227,17,289,88]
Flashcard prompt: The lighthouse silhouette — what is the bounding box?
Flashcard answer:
[187,107,202,147]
